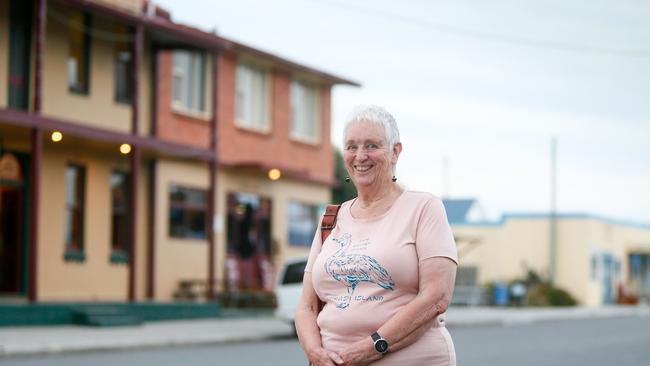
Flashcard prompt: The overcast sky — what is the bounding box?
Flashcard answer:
[155,0,650,223]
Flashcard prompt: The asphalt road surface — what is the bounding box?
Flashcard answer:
[2,316,649,366]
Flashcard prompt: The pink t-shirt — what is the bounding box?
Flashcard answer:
[305,191,458,364]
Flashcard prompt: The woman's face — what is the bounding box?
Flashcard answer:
[343,120,400,188]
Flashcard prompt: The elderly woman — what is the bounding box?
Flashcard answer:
[295,105,458,366]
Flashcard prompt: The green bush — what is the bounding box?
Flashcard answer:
[527,284,577,307]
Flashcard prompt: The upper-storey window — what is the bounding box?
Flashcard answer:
[114,25,133,105]
[172,51,207,114]
[68,12,91,94]
[235,63,270,132]
[290,80,321,144]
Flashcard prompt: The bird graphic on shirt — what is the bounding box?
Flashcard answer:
[325,233,395,309]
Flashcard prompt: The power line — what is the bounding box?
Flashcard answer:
[307,0,650,58]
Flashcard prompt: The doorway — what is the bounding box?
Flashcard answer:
[0,186,23,293]
[226,192,273,292]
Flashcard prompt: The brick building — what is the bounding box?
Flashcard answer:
[0,0,357,312]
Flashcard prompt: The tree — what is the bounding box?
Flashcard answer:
[332,148,356,204]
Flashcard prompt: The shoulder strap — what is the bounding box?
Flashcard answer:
[320,204,341,243]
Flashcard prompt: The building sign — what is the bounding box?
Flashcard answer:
[0,153,22,182]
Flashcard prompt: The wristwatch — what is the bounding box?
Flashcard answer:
[371,331,389,354]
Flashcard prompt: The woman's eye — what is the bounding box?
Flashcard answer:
[366,144,378,149]
[346,145,357,151]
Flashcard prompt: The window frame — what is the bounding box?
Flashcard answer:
[68,12,92,95]
[114,25,133,105]
[290,79,322,144]
[171,50,208,116]
[64,164,86,261]
[110,170,130,262]
[287,201,324,247]
[235,63,271,133]
[168,184,209,240]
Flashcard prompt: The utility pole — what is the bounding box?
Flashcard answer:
[549,137,558,285]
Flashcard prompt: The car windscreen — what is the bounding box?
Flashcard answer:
[281,261,307,285]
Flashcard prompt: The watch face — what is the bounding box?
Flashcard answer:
[375,339,389,353]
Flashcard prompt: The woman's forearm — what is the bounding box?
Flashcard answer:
[380,292,446,348]
[378,258,456,352]
[388,315,437,352]
[295,301,324,357]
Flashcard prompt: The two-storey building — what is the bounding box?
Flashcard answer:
[0,0,357,308]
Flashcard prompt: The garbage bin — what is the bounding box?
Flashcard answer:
[492,282,509,306]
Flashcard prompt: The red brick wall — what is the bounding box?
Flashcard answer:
[217,53,333,184]
[155,50,334,184]
[156,51,211,149]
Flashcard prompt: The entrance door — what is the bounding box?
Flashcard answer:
[7,0,33,110]
[226,193,273,291]
[602,254,615,304]
[0,187,23,293]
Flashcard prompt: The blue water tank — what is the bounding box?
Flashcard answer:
[493,283,510,306]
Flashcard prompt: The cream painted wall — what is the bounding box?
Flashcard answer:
[214,168,331,291]
[154,160,210,301]
[42,5,132,132]
[453,216,650,307]
[38,143,134,301]
[0,0,9,109]
[454,220,550,284]
[555,220,594,306]
[93,0,141,14]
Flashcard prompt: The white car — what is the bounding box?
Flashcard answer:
[275,257,308,335]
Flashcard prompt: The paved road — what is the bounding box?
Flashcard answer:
[2,316,649,366]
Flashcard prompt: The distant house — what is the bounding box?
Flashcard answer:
[0,0,358,307]
[447,202,650,306]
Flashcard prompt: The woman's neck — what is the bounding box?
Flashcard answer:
[352,183,404,218]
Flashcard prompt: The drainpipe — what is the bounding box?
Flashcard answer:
[28,0,47,303]
[128,24,144,301]
[146,47,159,300]
[207,50,219,300]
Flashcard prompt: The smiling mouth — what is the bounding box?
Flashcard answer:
[355,165,373,173]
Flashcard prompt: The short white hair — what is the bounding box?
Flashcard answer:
[343,104,400,149]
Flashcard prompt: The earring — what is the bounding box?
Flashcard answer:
[392,176,397,182]
[345,176,351,183]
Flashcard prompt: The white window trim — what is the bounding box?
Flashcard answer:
[289,80,322,145]
[171,52,211,120]
[235,63,272,133]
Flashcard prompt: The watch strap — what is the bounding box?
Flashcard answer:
[371,332,382,342]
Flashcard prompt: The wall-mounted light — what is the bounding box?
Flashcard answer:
[51,131,63,142]
[119,143,132,154]
[268,168,281,181]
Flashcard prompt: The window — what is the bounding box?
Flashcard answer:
[169,185,208,239]
[64,165,85,257]
[235,63,270,131]
[172,51,206,113]
[591,254,599,280]
[68,12,91,94]
[111,171,130,257]
[114,26,132,104]
[287,201,324,246]
[290,80,321,143]
[281,260,307,285]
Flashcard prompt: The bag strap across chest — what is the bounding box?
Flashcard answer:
[320,204,341,244]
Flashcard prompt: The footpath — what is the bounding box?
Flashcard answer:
[1,305,649,357]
